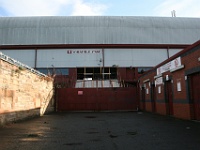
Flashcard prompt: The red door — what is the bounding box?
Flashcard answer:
[151,84,156,112]
[141,87,146,110]
[190,73,200,120]
[165,81,173,115]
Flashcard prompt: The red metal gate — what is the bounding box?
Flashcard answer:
[190,73,200,120]
[56,87,138,111]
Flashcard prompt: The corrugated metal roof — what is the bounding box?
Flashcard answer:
[0,16,200,45]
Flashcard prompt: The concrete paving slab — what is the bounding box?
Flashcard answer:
[0,112,200,150]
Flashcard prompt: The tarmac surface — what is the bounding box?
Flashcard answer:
[0,112,200,150]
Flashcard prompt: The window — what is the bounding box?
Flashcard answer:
[77,67,117,80]
[138,67,152,74]
[36,68,69,75]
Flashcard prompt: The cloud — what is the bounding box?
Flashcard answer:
[0,0,107,16]
[154,0,200,17]
[0,0,69,16]
[71,0,107,16]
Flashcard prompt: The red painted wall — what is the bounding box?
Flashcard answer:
[118,68,138,82]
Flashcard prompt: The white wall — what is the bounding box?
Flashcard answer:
[168,49,182,57]
[1,48,182,68]
[37,49,102,68]
[1,50,35,67]
[104,49,168,67]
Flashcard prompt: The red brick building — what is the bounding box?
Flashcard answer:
[139,40,200,120]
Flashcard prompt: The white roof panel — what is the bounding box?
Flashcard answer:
[0,16,200,45]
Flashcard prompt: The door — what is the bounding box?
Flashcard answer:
[165,81,173,115]
[189,73,200,120]
[141,87,146,110]
[151,84,156,112]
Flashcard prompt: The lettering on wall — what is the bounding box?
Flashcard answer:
[67,50,101,54]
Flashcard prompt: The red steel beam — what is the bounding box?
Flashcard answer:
[0,44,190,50]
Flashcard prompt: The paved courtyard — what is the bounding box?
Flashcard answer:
[0,112,200,150]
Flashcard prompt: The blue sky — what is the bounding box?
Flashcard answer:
[0,0,199,17]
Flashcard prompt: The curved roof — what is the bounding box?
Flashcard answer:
[0,16,200,45]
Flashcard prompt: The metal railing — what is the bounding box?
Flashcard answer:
[0,51,47,77]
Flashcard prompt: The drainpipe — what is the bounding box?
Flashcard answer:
[167,46,170,59]
[102,48,105,79]
[35,48,38,69]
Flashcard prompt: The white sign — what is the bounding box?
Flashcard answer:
[78,91,83,95]
[158,86,161,94]
[177,82,181,92]
[146,88,149,94]
[157,57,181,75]
[155,77,163,86]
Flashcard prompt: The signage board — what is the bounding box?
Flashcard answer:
[157,57,181,75]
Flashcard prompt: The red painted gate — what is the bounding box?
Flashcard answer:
[56,87,138,111]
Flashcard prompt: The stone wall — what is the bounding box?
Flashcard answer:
[0,59,54,125]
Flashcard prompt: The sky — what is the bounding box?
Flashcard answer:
[0,0,199,17]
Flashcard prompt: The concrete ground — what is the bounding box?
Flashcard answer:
[0,112,200,150]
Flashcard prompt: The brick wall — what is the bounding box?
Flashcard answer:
[0,59,54,125]
[139,40,200,120]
